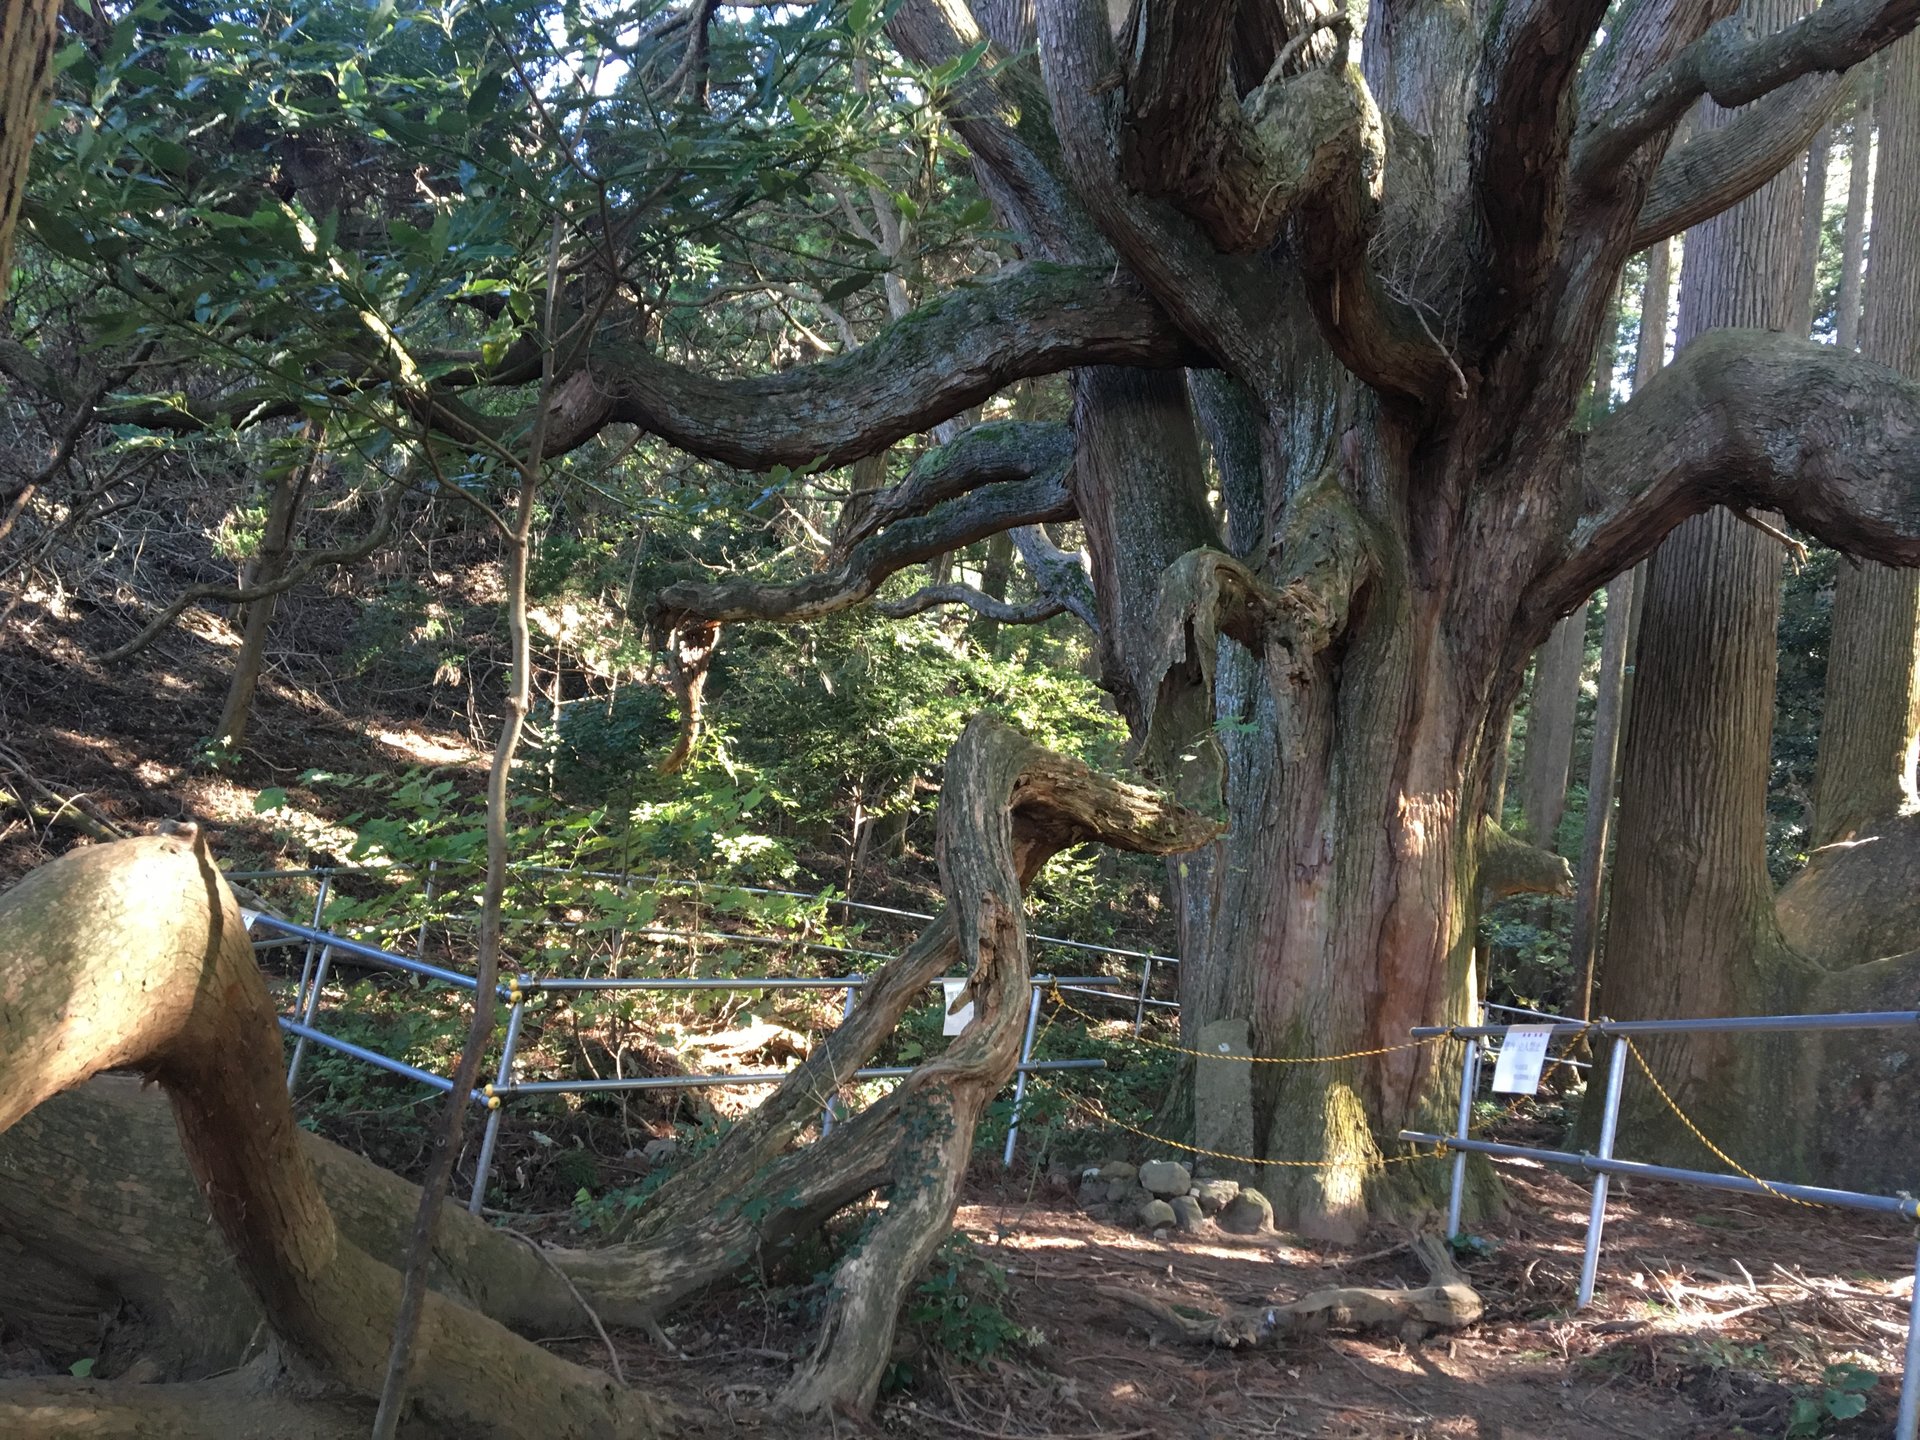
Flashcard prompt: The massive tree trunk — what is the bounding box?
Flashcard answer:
[630,0,1920,1235]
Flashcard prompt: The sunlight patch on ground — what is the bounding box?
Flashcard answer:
[373,727,481,766]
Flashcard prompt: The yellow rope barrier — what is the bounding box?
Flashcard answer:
[1035,1079,1446,1170]
[1623,1037,1820,1209]
[1047,985,1451,1064]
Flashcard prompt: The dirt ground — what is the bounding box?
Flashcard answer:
[581,1155,1914,1440]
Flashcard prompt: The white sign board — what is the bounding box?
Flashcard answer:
[1490,1025,1554,1095]
[940,979,975,1037]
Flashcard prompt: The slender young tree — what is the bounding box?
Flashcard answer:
[1518,601,1589,850]
[1838,88,1877,350]
[211,432,324,756]
[1571,248,1672,1018]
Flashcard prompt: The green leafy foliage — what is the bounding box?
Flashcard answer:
[1786,1362,1878,1437]
[895,1233,1038,1384]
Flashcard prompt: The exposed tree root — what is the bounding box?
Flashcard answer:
[0,830,667,1439]
[1097,1236,1481,1349]
[0,717,1213,1430]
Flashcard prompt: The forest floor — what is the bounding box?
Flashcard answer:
[590,1155,1913,1440]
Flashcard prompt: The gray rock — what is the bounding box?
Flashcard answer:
[1170,1195,1206,1232]
[1106,1177,1143,1204]
[1077,1177,1106,1210]
[1097,1161,1138,1182]
[1138,1199,1177,1231]
[1191,1178,1241,1214]
[1218,1188,1275,1235]
[1138,1160,1192,1197]
[641,1138,678,1165]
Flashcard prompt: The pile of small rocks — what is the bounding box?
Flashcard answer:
[1071,1159,1274,1236]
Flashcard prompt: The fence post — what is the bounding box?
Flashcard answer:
[417,858,438,960]
[285,939,336,1092]
[1447,1037,1480,1240]
[821,979,860,1137]
[1576,1033,1629,1308]
[1897,1232,1920,1440]
[468,976,529,1215]
[291,871,333,1020]
[1002,980,1046,1167]
[1132,956,1153,1035]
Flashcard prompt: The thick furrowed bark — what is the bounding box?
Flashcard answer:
[0,833,665,1439]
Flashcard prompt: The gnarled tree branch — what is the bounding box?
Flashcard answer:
[1631,73,1848,250]
[1534,328,1920,629]
[1011,523,1100,633]
[1575,0,1920,186]
[552,263,1201,469]
[873,582,1066,624]
[653,469,1076,628]
[1117,1,1370,256]
[1469,0,1614,328]
[776,715,1215,1416]
[828,421,1073,562]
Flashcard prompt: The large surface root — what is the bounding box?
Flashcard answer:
[0,831,666,1439]
[1098,1235,1482,1349]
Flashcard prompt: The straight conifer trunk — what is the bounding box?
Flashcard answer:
[1598,0,1818,1164]
[1814,33,1920,848]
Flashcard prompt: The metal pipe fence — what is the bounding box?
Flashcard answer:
[1403,1009,1920,1440]
[228,862,1181,1031]
[242,905,1124,1216]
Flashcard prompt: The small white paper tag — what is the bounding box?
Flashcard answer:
[239,907,262,932]
[940,979,975,1036]
[1490,1025,1554,1094]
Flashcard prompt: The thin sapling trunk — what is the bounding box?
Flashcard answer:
[371,221,563,1438]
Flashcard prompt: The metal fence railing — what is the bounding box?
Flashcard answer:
[228,862,1181,1032]
[1400,1010,1920,1440]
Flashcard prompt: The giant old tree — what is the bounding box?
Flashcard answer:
[18,0,1920,1276]
[629,0,1920,1238]
[13,0,1920,1429]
